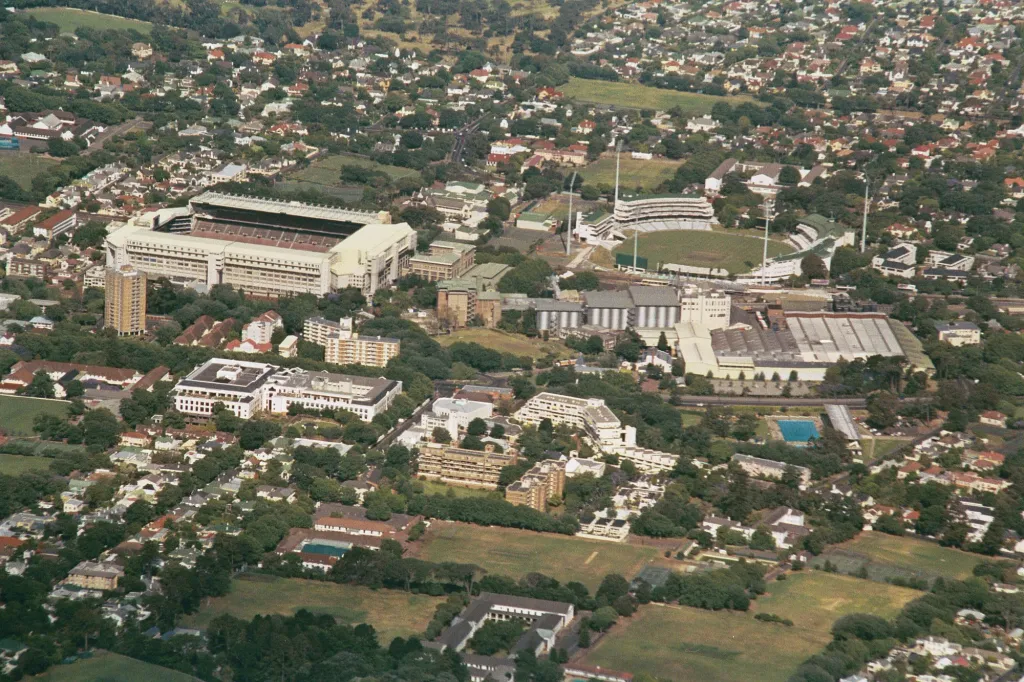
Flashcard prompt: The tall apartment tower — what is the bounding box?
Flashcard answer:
[105,266,147,336]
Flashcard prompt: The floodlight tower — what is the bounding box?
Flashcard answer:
[861,179,870,253]
[761,196,774,286]
[566,171,577,257]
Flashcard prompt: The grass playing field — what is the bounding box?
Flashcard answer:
[611,228,794,274]
[560,77,758,114]
[419,524,661,591]
[812,532,982,583]
[580,156,681,191]
[23,8,152,34]
[0,454,52,475]
[0,154,61,191]
[436,328,575,361]
[29,651,197,682]
[582,572,917,682]
[181,576,443,642]
[293,153,419,184]
[0,395,70,437]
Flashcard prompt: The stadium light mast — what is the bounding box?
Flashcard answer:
[761,196,773,286]
[861,179,870,253]
[566,171,577,257]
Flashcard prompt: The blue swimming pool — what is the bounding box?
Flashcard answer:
[778,419,819,444]
[302,543,349,557]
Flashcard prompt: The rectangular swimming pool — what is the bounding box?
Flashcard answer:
[301,542,349,558]
[777,419,819,444]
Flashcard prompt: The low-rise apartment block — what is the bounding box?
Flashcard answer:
[935,321,981,347]
[417,442,516,489]
[303,317,400,367]
[505,459,566,512]
[732,453,812,486]
[65,561,124,591]
[405,240,475,282]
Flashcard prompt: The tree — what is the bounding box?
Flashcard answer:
[486,196,511,221]
[432,427,452,443]
[81,408,121,452]
[20,370,56,398]
[800,253,829,280]
[657,332,670,352]
[866,391,899,430]
[466,418,488,437]
[779,166,801,184]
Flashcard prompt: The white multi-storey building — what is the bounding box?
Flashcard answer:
[420,398,493,437]
[171,359,402,421]
[613,194,715,225]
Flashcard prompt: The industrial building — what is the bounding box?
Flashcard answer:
[105,194,414,298]
[675,310,932,381]
[534,285,729,333]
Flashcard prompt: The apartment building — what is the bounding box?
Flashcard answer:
[242,311,283,344]
[935,321,981,347]
[303,317,400,367]
[104,265,147,336]
[420,398,494,438]
[436,262,509,329]
[33,210,77,240]
[515,392,636,449]
[5,257,48,279]
[732,453,811,486]
[65,561,124,591]
[406,240,476,282]
[417,442,517,489]
[505,459,566,512]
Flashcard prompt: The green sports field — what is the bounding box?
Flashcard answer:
[293,153,419,183]
[436,328,574,360]
[0,395,70,437]
[560,77,757,114]
[182,576,443,642]
[419,524,662,591]
[0,454,52,475]
[23,8,152,34]
[582,572,917,682]
[29,651,197,682]
[812,532,982,583]
[580,156,681,190]
[0,155,61,191]
[612,228,794,274]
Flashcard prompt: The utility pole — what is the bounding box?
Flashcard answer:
[861,179,870,253]
[566,171,577,257]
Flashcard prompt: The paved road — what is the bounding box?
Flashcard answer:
[83,117,151,155]
[672,395,869,407]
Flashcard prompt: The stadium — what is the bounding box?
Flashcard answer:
[105,193,414,298]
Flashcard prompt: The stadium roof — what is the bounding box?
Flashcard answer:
[191,191,383,225]
[825,404,860,441]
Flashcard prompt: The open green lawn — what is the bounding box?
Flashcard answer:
[815,532,982,583]
[29,651,197,682]
[0,395,70,437]
[419,524,660,591]
[293,153,419,184]
[181,576,442,642]
[0,155,61,191]
[560,77,757,114]
[23,8,152,33]
[580,156,682,190]
[865,437,908,461]
[582,573,917,682]
[613,228,794,274]
[436,328,574,361]
[0,454,52,475]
